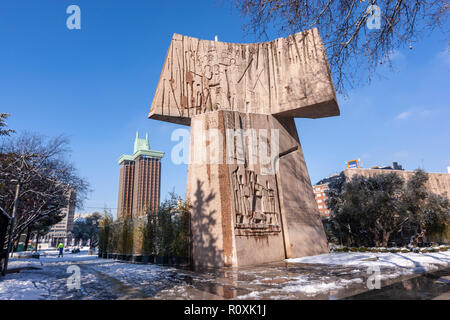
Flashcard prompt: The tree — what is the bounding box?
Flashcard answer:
[0,133,89,245]
[98,208,114,255]
[72,212,102,248]
[143,193,191,258]
[171,197,191,258]
[230,0,449,93]
[326,169,450,247]
[400,169,450,246]
[0,113,14,136]
[142,210,157,256]
[30,212,65,251]
[327,172,406,247]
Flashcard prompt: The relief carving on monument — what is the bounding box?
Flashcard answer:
[149,30,339,267]
[149,29,339,126]
[231,166,281,236]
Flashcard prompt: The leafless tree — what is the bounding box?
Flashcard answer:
[0,113,14,136]
[0,133,89,244]
[229,0,449,93]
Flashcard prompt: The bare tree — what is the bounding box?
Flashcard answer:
[0,133,89,245]
[0,113,14,136]
[230,0,449,92]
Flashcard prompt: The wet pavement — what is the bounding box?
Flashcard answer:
[148,262,450,300]
[344,268,450,300]
[2,253,449,300]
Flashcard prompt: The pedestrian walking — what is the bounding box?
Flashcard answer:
[57,242,64,258]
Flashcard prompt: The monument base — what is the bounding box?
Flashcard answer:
[187,110,329,268]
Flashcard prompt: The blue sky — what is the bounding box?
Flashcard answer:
[1,1,449,217]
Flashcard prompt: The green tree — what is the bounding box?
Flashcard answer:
[327,172,406,247]
[327,169,450,247]
[31,212,65,251]
[146,193,191,258]
[401,169,450,246]
[142,211,157,256]
[171,198,191,258]
[72,212,102,248]
[98,208,114,254]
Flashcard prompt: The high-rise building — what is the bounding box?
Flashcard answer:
[117,132,164,219]
[40,189,77,247]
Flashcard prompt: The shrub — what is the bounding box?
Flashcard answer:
[98,211,114,255]
[142,213,157,256]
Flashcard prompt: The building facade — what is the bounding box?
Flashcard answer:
[313,183,331,218]
[117,132,164,219]
[313,174,343,218]
[40,189,77,247]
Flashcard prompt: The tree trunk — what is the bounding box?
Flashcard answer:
[35,232,40,252]
[382,231,393,247]
[24,227,32,251]
[409,228,426,247]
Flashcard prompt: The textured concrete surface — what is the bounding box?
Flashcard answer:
[148,30,339,268]
[187,110,328,268]
[149,29,339,124]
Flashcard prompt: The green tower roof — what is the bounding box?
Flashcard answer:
[118,132,165,164]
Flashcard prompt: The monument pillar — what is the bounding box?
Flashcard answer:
[186,110,328,267]
[149,29,340,267]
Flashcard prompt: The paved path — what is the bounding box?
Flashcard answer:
[2,251,449,300]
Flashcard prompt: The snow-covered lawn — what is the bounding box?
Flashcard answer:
[237,250,450,299]
[286,250,450,272]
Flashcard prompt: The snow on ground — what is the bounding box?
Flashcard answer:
[237,250,450,299]
[0,250,189,300]
[0,250,105,300]
[1,250,449,300]
[286,250,450,272]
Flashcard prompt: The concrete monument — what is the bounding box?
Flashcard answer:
[148,28,340,267]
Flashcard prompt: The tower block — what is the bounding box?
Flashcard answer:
[149,29,340,267]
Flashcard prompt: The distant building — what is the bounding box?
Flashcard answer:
[313,183,331,218]
[117,132,164,219]
[369,161,404,171]
[313,174,343,218]
[40,189,77,247]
